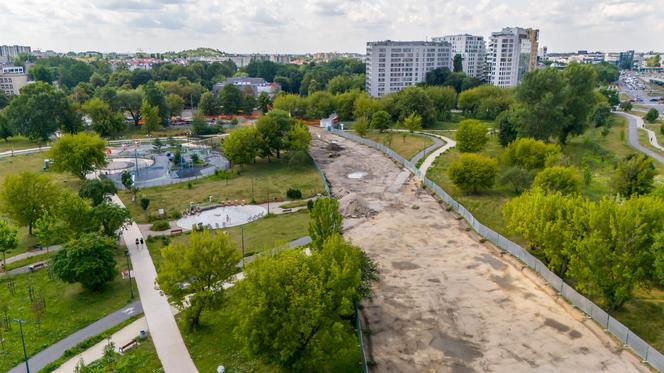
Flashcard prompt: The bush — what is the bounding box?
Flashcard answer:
[498,166,535,193]
[611,154,656,196]
[370,110,391,132]
[456,119,488,152]
[619,101,632,112]
[287,187,302,199]
[150,220,171,231]
[645,108,660,123]
[140,197,150,211]
[503,138,561,170]
[532,166,581,195]
[354,117,369,137]
[447,153,497,193]
[307,199,314,211]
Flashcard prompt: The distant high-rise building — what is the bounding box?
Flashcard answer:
[0,45,31,63]
[486,27,539,87]
[432,34,486,80]
[365,40,451,97]
[619,50,635,69]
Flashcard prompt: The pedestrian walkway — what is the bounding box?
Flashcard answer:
[4,244,62,266]
[109,195,198,373]
[615,112,664,165]
[417,133,457,175]
[8,302,142,373]
[54,317,149,373]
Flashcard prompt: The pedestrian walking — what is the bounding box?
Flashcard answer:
[135,238,140,249]
[140,237,144,247]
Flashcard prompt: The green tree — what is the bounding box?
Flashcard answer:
[141,100,161,134]
[306,91,336,119]
[286,121,312,152]
[273,93,308,118]
[166,93,185,117]
[142,81,169,124]
[458,85,513,120]
[140,197,150,211]
[592,62,620,84]
[51,233,117,291]
[456,119,488,152]
[0,220,18,267]
[619,101,632,112]
[532,166,581,195]
[255,109,294,159]
[0,91,8,110]
[116,89,143,126]
[219,84,243,115]
[257,91,271,113]
[370,110,391,132]
[424,86,457,120]
[57,190,94,239]
[0,172,61,234]
[82,97,126,137]
[498,166,535,193]
[224,126,259,166]
[447,153,497,193]
[611,154,656,196]
[121,170,133,190]
[496,111,518,146]
[48,132,107,179]
[232,235,364,370]
[352,93,381,121]
[33,210,63,248]
[392,86,436,127]
[354,116,369,137]
[599,87,620,107]
[308,197,343,249]
[645,108,660,123]
[560,63,598,143]
[0,111,13,141]
[403,113,422,133]
[199,91,220,115]
[502,138,561,170]
[4,82,81,141]
[453,54,463,72]
[79,179,117,206]
[90,202,132,237]
[158,229,241,329]
[592,102,612,128]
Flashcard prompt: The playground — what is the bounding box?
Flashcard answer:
[176,204,268,230]
[100,140,230,188]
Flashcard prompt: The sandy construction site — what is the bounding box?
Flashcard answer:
[309,129,648,372]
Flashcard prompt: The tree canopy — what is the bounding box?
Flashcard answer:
[51,233,117,291]
[0,172,61,234]
[48,132,108,179]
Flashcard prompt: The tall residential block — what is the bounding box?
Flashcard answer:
[0,45,31,63]
[432,34,486,80]
[486,27,539,87]
[365,40,452,97]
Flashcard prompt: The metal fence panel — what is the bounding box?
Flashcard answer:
[331,129,664,372]
[607,316,629,344]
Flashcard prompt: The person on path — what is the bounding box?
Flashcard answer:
[135,238,140,249]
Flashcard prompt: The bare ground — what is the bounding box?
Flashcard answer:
[309,129,648,373]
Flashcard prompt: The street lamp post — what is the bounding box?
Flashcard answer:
[125,250,134,299]
[14,319,30,373]
[241,226,245,268]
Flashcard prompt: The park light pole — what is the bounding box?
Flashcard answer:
[14,319,30,373]
[241,226,245,268]
[125,250,134,299]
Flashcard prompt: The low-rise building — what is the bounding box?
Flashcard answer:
[212,77,281,97]
[0,66,29,96]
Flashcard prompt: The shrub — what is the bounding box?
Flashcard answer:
[498,166,535,193]
[140,197,150,211]
[456,119,488,152]
[150,220,171,231]
[354,117,369,137]
[447,153,497,193]
[532,166,581,195]
[287,188,303,199]
[645,108,660,123]
[370,110,391,132]
[503,138,561,170]
[307,199,314,211]
[619,101,632,112]
[611,154,656,196]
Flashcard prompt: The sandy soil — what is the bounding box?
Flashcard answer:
[309,129,648,373]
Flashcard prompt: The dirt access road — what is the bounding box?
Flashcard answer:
[309,129,647,373]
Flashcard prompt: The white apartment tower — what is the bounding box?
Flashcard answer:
[432,34,486,80]
[486,27,539,87]
[365,40,452,97]
[0,45,31,63]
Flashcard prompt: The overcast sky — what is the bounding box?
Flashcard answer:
[1,0,661,54]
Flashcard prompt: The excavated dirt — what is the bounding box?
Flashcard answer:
[309,128,648,373]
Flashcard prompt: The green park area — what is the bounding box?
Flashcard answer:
[69,337,163,373]
[0,250,135,372]
[0,136,44,153]
[363,132,433,160]
[120,156,325,223]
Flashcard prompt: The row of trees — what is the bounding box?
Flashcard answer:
[156,197,377,369]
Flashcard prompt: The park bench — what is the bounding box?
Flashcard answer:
[119,339,137,353]
[170,228,183,235]
[28,262,46,272]
[282,208,292,213]
[28,244,43,252]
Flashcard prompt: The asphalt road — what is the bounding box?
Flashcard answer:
[615,112,664,165]
[8,301,143,373]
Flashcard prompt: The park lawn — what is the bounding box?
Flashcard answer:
[0,152,81,259]
[120,156,325,224]
[79,336,163,373]
[363,132,434,160]
[0,136,44,153]
[428,113,495,131]
[118,125,192,139]
[177,288,363,373]
[2,251,54,272]
[0,250,136,372]
[147,210,311,272]
[638,129,664,159]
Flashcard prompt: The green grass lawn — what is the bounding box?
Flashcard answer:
[0,136,44,153]
[119,156,325,224]
[0,250,136,372]
[426,114,664,351]
[147,210,311,272]
[363,132,434,160]
[0,152,81,259]
[177,289,362,373]
[428,113,495,131]
[118,125,193,139]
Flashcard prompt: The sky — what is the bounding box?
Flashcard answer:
[1,0,662,54]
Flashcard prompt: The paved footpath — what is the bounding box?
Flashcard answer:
[3,245,62,266]
[616,112,664,165]
[8,301,142,373]
[417,133,457,175]
[110,194,198,373]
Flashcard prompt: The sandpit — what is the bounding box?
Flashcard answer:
[176,205,267,230]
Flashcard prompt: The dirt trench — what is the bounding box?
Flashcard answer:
[309,129,648,373]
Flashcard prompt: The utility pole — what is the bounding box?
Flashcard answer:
[15,319,30,373]
[241,226,245,268]
[126,250,134,299]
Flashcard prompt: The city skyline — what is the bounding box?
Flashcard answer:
[1,0,662,54]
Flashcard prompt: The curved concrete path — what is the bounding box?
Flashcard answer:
[409,135,445,165]
[110,195,198,373]
[615,112,664,165]
[418,133,456,175]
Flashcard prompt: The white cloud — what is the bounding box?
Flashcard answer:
[0,0,661,53]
